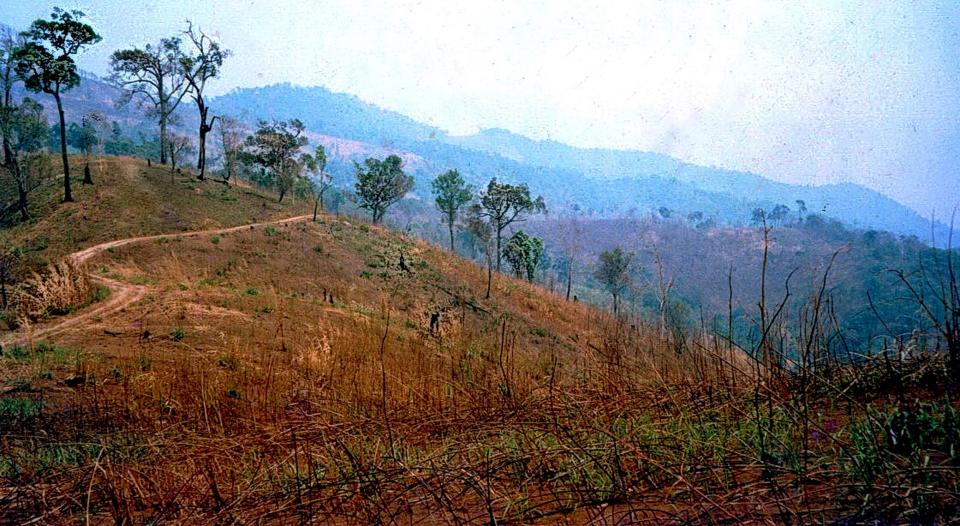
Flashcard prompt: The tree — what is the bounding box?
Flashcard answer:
[595,247,633,316]
[431,169,472,252]
[1,28,48,221]
[464,204,495,299]
[353,155,414,224]
[12,8,101,202]
[558,205,583,301]
[750,207,767,226]
[478,178,546,272]
[770,203,791,225]
[167,132,193,179]
[1,26,24,182]
[216,115,244,184]
[0,98,49,220]
[795,199,807,223]
[67,113,100,184]
[179,21,229,181]
[109,37,189,165]
[242,119,307,203]
[303,144,331,221]
[503,230,544,282]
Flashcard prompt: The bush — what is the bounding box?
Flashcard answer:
[9,260,92,325]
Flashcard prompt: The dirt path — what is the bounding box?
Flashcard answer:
[0,214,312,349]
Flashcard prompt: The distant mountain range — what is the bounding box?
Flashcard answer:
[211,84,949,242]
[12,73,950,242]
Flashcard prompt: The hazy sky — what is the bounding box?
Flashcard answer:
[4,0,959,217]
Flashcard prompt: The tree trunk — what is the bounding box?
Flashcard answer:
[313,197,319,221]
[197,103,209,181]
[159,111,167,164]
[158,81,167,164]
[486,256,492,299]
[495,227,503,272]
[2,140,28,220]
[83,163,93,185]
[565,262,572,301]
[16,180,29,221]
[448,219,455,252]
[0,279,6,310]
[54,91,72,202]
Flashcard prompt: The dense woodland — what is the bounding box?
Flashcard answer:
[0,8,959,524]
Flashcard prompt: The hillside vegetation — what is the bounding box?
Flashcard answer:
[0,158,957,524]
[1,11,957,524]
[1,156,310,263]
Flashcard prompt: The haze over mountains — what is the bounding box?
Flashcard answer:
[14,70,952,243]
[212,83,952,242]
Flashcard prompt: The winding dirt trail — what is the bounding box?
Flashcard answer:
[0,214,311,349]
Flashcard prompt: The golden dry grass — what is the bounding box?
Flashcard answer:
[0,158,956,524]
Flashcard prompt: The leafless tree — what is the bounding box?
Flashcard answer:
[180,21,230,181]
[217,115,244,184]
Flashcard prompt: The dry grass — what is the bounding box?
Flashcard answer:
[0,163,957,523]
[7,259,93,326]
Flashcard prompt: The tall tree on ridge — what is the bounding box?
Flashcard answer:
[109,37,189,165]
[12,7,101,202]
[180,21,229,181]
[431,169,472,252]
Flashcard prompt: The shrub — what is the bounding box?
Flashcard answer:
[170,328,186,342]
[9,259,93,324]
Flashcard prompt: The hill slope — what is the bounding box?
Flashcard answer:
[1,156,311,264]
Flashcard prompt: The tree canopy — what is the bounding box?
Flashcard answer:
[478,178,546,271]
[595,247,633,315]
[503,230,544,282]
[353,155,414,224]
[241,119,307,202]
[431,169,472,252]
[12,7,100,202]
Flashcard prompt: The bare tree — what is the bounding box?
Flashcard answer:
[180,21,230,181]
[167,132,193,181]
[465,205,496,299]
[217,115,244,184]
[559,205,583,301]
[652,251,675,338]
[890,211,959,382]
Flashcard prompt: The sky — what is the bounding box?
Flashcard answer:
[3,0,959,218]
